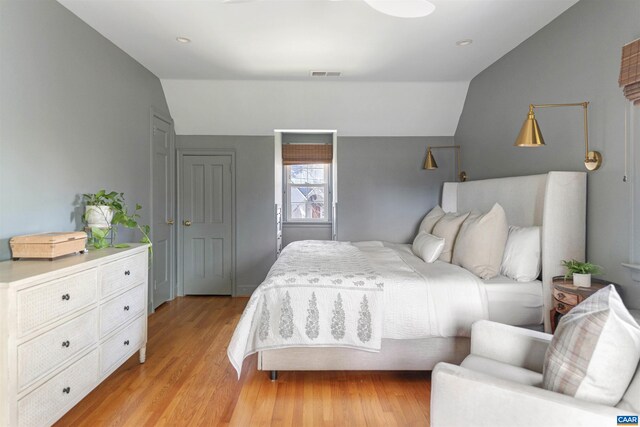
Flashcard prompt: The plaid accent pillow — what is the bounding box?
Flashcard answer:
[543,285,640,405]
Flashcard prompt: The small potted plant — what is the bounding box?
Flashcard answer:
[83,190,123,228]
[83,190,151,252]
[562,259,602,287]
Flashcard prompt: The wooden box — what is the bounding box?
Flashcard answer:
[10,232,87,260]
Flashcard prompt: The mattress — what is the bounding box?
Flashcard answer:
[482,275,543,327]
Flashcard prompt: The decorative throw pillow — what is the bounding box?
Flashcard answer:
[432,211,470,263]
[412,232,445,263]
[543,285,640,406]
[419,206,446,234]
[452,203,508,279]
[500,225,541,282]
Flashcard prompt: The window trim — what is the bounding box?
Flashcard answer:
[284,163,332,223]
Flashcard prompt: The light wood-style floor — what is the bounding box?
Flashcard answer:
[56,296,431,426]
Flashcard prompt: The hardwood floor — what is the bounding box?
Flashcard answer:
[56,296,431,426]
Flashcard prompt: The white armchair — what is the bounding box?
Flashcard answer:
[431,320,640,427]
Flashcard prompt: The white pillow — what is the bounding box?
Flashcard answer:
[500,226,541,282]
[432,211,470,263]
[543,285,640,406]
[419,206,445,234]
[452,203,508,280]
[412,232,445,263]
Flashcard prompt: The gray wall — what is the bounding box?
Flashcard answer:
[0,0,171,260]
[337,136,455,243]
[455,0,640,307]
[177,135,455,294]
[282,224,332,247]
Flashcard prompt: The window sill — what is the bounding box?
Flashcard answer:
[283,222,332,228]
[622,263,640,282]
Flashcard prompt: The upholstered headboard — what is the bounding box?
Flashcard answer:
[441,171,587,332]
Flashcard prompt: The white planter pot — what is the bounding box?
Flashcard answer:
[85,205,114,228]
[573,273,591,288]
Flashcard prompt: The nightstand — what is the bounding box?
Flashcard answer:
[550,276,619,333]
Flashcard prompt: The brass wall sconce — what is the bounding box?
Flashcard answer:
[424,145,467,182]
[514,101,602,171]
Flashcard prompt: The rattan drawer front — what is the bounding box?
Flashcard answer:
[18,309,98,391]
[552,288,579,306]
[100,283,145,337]
[100,315,145,375]
[18,349,98,427]
[100,252,147,297]
[17,269,98,336]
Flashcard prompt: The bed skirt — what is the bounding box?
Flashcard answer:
[258,337,470,371]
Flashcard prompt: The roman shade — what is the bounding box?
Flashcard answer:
[282,144,333,165]
[620,38,640,104]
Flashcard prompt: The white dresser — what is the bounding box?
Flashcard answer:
[0,244,149,426]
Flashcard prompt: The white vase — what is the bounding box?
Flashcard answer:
[573,273,591,288]
[85,205,114,228]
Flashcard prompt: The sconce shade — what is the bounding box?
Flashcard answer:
[424,149,438,169]
[515,112,545,147]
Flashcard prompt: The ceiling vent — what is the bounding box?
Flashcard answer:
[310,71,341,77]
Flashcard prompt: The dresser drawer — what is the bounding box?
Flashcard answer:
[17,269,98,336]
[18,309,98,391]
[100,283,145,337]
[100,314,145,375]
[18,349,99,427]
[99,252,147,297]
[552,287,579,306]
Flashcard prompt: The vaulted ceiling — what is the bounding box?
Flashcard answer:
[57,0,579,135]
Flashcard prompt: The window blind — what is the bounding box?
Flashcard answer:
[282,144,333,165]
[620,38,640,105]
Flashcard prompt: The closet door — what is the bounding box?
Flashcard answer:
[181,155,233,295]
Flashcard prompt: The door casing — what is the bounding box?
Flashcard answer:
[176,148,237,297]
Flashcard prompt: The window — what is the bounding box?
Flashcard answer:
[285,164,331,222]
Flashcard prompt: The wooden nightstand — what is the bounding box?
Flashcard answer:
[550,276,619,332]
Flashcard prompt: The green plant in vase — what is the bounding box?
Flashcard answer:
[83,190,151,253]
[562,259,602,288]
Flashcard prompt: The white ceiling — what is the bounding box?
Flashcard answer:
[57,0,578,82]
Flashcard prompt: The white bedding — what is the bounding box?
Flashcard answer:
[482,275,543,326]
[356,242,489,339]
[228,240,488,377]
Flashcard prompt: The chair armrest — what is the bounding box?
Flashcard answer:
[470,320,551,372]
[431,363,628,427]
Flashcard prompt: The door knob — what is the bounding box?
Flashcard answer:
[167,219,175,225]
[184,220,192,226]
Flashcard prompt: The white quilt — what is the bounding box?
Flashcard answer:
[227,240,488,377]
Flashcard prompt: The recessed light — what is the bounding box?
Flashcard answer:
[456,39,473,46]
[176,36,191,44]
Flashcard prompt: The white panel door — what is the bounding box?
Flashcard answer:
[181,155,233,295]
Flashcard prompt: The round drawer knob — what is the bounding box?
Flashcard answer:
[61,294,71,301]
[124,340,130,346]
[124,270,131,276]
[557,292,566,300]
[62,340,70,348]
[62,387,71,394]
[124,305,130,311]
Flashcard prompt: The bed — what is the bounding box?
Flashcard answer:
[228,172,586,376]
